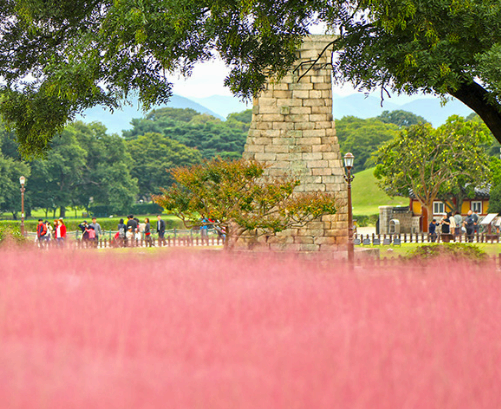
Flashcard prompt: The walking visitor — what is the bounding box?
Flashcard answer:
[156,215,166,245]
[144,217,152,247]
[89,217,103,247]
[429,219,437,242]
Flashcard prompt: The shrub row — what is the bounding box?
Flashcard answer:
[89,202,164,217]
[0,216,183,233]
[354,214,379,227]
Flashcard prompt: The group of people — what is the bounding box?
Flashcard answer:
[114,215,166,247]
[429,210,479,242]
[78,217,103,247]
[35,213,224,249]
[36,218,67,247]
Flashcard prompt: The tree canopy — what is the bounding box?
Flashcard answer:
[3,0,501,153]
[153,158,338,250]
[123,107,251,160]
[336,116,400,171]
[329,0,501,143]
[376,110,428,128]
[0,0,316,156]
[0,107,251,217]
[375,116,491,222]
[127,131,202,198]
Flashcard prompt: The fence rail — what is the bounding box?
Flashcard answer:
[29,230,225,249]
[355,232,500,245]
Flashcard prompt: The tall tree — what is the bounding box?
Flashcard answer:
[28,125,88,217]
[377,110,428,128]
[126,132,202,198]
[0,0,314,155]
[336,116,400,171]
[153,158,338,250]
[328,0,501,142]
[124,108,250,160]
[375,116,491,223]
[0,153,30,219]
[71,121,138,214]
[3,1,501,152]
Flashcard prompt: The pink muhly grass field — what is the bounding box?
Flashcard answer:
[1,248,500,409]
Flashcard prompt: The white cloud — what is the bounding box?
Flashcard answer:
[171,59,233,98]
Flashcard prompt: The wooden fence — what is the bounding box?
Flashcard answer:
[31,233,225,249]
[354,232,500,245]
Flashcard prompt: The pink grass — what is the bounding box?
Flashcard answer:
[1,249,500,408]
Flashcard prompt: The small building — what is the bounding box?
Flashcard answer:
[409,187,490,232]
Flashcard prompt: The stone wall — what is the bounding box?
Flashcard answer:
[242,35,348,252]
[379,206,414,234]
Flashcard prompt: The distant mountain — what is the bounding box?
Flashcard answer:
[76,90,475,135]
[75,94,224,135]
[190,95,250,119]
[332,93,473,126]
[399,98,473,125]
[332,94,400,119]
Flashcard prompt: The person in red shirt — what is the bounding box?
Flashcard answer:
[36,219,47,247]
[56,218,67,247]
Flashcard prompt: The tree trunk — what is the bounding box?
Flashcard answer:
[224,226,232,251]
[60,206,66,218]
[450,81,501,144]
[454,196,464,215]
[423,203,433,232]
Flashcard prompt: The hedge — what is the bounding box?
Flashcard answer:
[354,214,379,227]
[0,216,182,233]
[89,202,164,217]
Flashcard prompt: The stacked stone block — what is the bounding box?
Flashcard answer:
[242,35,348,252]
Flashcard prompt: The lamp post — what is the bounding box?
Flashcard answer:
[19,176,26,236]
[344,153,355,264]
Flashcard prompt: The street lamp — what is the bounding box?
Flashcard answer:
[19,176,26,236]
[344,153,355,264]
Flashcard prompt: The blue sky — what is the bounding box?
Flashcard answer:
[170,57,431,104]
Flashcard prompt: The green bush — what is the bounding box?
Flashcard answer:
[354,214,379,227]
[89,202,164,217]
[0,225,29,246]
[130,202,164,216]
[0,216,182,233]
[407,243,488,262]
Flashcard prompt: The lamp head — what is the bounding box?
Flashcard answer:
[19,176,26,186]
[344,152,355,170]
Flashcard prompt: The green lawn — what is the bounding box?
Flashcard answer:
[352,167,408,216]
[368,242,501,259]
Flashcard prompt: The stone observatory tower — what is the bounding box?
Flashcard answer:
[242,35,348,252]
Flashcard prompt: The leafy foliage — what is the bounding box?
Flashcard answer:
[0,225,28,247]
[375,116,491,221]
[124,107,251,160]
[0,121,138,216]
[0,123,31,218]
[0,0,317,155]
[377,110,428,128]
[3,0,501,154]
[328,0,501,142]
[153,158,338,250]
[487,183,501,215]
[126,132,202,198]
[336,116,400,171]
[407,243,488,262]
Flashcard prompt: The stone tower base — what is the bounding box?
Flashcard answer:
[241,35,348,252]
